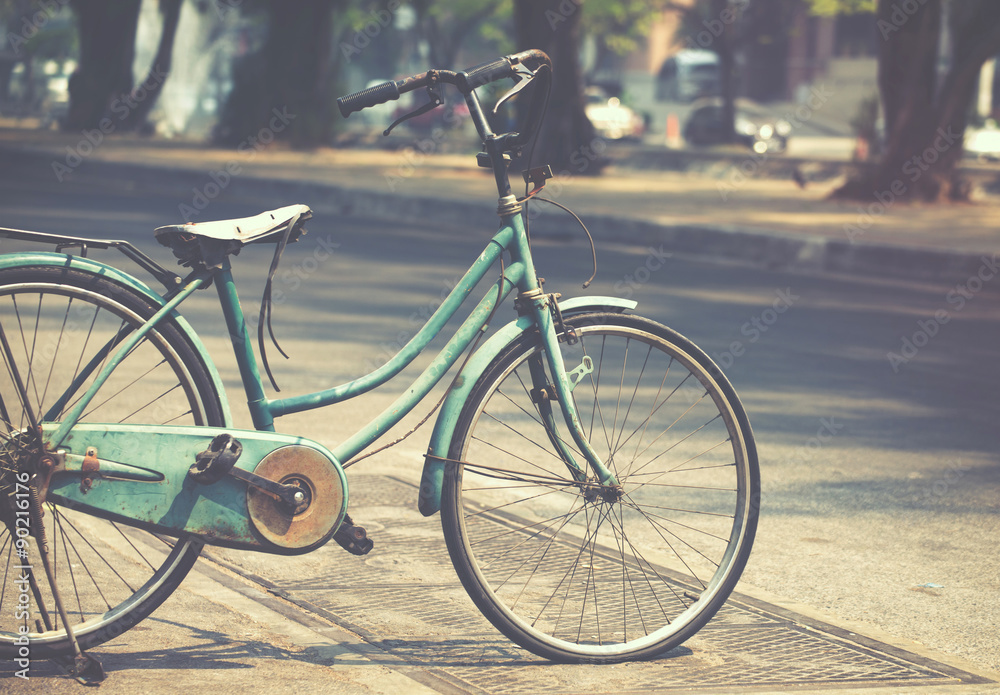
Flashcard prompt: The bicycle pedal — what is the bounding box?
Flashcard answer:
[333,514,374,556]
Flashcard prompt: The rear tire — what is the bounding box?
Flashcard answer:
[441,313,759,662]
[0,265,225,658]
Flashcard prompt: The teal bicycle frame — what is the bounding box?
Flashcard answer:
[36,203,621,517]
[222,204,619,483]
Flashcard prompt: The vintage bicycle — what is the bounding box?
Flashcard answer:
[0,50,759,678]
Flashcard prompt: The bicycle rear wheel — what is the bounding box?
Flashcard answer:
[441,313,759,662]
[0,265,225,658]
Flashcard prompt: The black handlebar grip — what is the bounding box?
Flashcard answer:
[459,57,515,92]
[337,80,401,117]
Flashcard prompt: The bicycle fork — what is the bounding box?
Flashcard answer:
[520,288,620,492]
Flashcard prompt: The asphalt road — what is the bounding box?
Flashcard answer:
[1,178,998,674]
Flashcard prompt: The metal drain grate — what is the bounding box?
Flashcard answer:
[223,474,993,693]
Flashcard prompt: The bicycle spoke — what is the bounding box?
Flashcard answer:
[605,506,688,615]
[580,335,614,453]
[54,507,87,623]
[611,342,653,460]
[117,383,190,424]
[23,294,44,418]
[37,295,74,413]
[621,496,723,580]
[625,435,732,493]
[493,499,587,598]
[630,387,711,471]
[479,405,582,471]
[81,357,170,420]
[0,317,40,432]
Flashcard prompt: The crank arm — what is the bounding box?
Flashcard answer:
[228,466,305,509]
[189,433,304,508]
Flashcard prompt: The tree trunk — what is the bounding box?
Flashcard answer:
[742,0,793,103]
[65,0,142,131]
[514,0,600,175]
[413,1,504,70]
[713,0,737,144]
[833,0,1000,202]
[120,0,183,133]
[214,0,338,149]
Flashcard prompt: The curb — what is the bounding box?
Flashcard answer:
[2,146,991,283]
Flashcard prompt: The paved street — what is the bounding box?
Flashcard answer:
[0,163,998,690]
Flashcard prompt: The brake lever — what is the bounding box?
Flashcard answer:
[383,86,443,136]
[493,68,536,115]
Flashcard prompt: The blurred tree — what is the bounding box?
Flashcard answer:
[513,0,599,173]
[119,0,182,133]
[741,0,799,103]
[214,0,345,148]
[806,0,873,14]
[822,0,1000,201]
[336,1,410,81]
[1,0,77,112]
[409,0,506,69]
[672,0,745,144]
[64,0,141,130]
[64,0,187,133]
[583,0,672,75]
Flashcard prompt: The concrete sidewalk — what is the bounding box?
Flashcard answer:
[1,125,998,282]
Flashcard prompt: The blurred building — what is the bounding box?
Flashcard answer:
[597,3,880,133]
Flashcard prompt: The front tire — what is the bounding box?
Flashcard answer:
[441,313,759,662]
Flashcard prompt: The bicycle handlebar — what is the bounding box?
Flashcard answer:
[336,49,551,118]
[336,80,402,117]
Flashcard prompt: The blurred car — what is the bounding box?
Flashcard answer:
[655,50,720,102]
[584,88,645,141]
[965,121,1000,162]
[683,98,791,153]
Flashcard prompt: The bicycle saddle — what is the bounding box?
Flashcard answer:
[154,204,311,245]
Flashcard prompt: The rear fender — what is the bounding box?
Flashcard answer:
[418,296,637,515]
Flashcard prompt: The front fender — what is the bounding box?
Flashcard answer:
[418,295,637,515]
[0,252,232,425]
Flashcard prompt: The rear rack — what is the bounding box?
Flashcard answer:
[0,227,183,290]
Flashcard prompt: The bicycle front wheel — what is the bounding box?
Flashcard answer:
[0,265,225,658]
[441,313,759,662]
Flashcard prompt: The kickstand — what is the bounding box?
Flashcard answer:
[30,491,106,685]
[72,652,106,686]
[51,652,105,686]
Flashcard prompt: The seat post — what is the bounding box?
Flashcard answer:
[214,258,275,431]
